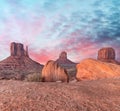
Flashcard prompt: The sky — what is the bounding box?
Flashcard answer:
[0,0,120,64]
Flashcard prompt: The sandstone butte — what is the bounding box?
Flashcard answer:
[56,51,77,65]
[76,58,120,81]
[56,51,77,79]
[42,60,69,82]
[76,47,120,81]
[97,47,120,64]
[0,42,43,80]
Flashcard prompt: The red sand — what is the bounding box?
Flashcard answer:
[0,77,120,111]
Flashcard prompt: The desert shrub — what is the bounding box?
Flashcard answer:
[26,73,42,82]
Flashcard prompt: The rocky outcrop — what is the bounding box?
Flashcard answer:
[59,51,67,61]
[10,42,29,57]
[97,47,119,64]
[56,51,76,65]
[0,42,43,80]
[42,60,69,82]
[76,58,120,81]
[56,51,77,79]
[98,47,115,60]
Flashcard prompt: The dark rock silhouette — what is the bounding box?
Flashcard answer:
[0,42,43,80]
[59,51,67,62]
[56,51,76,64]
[97,47,119,64]
[42,60,69,82]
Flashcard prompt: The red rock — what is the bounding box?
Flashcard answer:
[59,51,67,60]
[56,51,76,64]
[76,58,120,81]
[16,43,24,56]
[97,47,120,64]
[42,60,69,82]
[0,79,120,110]
[98,47,115,60]
[56,51,77,79]
[0,42,43,80]
[24,46,29,57]
[10,42,17,56]
[10,42,29,57]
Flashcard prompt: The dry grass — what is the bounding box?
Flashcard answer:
[25,73,42,82]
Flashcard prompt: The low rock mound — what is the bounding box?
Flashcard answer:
[0,42,43,80]
[42,60,69,82]
[76,58,120,81]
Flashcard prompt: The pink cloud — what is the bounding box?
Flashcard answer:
[29,49,58,64]
[18,15,45,37]
[1,15,46,45]
[59,30,99,61]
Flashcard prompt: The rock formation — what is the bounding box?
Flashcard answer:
[0,42,43,80]
[97,47,119,64]
[10,42,29,57]
[76,58,120,81]
[56,51,76,65]
[42,60,69,82]
[56,51,77,79]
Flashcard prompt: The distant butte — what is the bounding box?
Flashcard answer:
[56,51,77,79]
[97,47,120,64]
[0,42,43,80]
[56,51,77,65]
[10,42,29,57]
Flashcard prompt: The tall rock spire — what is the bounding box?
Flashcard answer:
[25,46,29,57]
[10,42,17,56]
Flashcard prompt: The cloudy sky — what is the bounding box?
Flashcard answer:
[0,0,120,64]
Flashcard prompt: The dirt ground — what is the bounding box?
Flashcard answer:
[0,77,120,111]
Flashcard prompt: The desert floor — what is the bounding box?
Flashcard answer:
[0,78,120,111]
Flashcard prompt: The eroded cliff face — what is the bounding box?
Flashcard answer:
[97,47,119,64]
[10,42,29,57]
[0,42,43,80]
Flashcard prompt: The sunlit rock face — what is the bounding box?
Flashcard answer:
[0,42,43,80]
[42,60,69,82]
[76,58,120,81]
[97,47,119,64]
